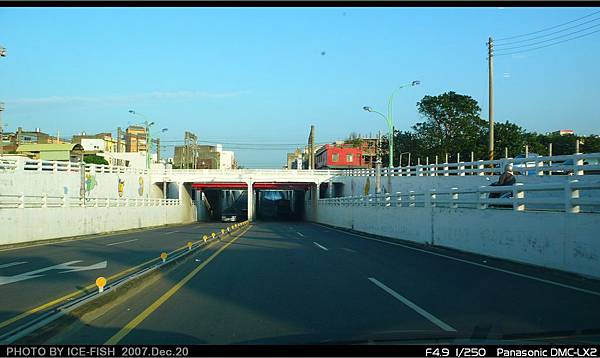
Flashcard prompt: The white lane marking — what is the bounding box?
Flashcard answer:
[0,260,108,286]
[313,242,329,251]
[341,248,357,253]
[368,277,457,332]
[296,232,305,237]
[164,231,179,235]
[0,262,28,269]
[106,239,139,246]
[315,224,600,297]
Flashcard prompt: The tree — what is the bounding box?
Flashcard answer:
[494,121,528,158]
[581,135,600,153]
[83,154,109,165]
[344,132,363,147]
[413,91,487,162]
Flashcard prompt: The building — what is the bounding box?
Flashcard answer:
[314,142,368,169]
[16,143,84,161]
[174,143,236,169]
[286,148,303,169]
[552,129,575,136]
[125,126,147,152]
[1,128,53,154]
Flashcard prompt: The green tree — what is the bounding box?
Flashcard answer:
[83,154,109,165]
[413,91,487,162]
[344,132,363,147]
[494,121,528,158]
[581,135,600,153]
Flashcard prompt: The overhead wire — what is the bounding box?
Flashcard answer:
[495,9,600,41]
[494,16,600,47]
[494,27,600,56]
[494,22,600,52]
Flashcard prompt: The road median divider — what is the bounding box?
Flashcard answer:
[0,220,251,344]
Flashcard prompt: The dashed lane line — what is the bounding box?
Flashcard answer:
[368,277,457,332]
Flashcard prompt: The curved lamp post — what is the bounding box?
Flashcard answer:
[363,80,420,168]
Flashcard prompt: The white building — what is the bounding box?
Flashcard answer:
[80,138,106,152]
[219,150,235,169]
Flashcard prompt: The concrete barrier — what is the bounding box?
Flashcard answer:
[0,204,196,246]
[309,202,600,279]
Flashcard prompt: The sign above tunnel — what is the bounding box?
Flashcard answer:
[191,182,314,190]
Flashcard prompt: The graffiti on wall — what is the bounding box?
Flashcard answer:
[118,178,125,197]
[138,176,144,196]
[85,174,97,195]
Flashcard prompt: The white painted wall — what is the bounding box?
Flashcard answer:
[0,170,159,199]
[80,138,105,151]
[308,202,600,279]
[219,151,235,170]
[0,204,196,245]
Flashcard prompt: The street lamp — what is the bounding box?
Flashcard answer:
[128,110,154,169]
[363,80,420,168]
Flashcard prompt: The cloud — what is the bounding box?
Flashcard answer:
[5,90,249,107]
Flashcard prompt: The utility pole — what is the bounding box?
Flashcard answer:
[117,127,122,166]
[308,125,315,169]
[0,102,4,156]
[156,138,160,162]
[375,131,381,194]
[488,37,495,162]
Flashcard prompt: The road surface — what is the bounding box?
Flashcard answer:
[0,222,230,335]
[28,221,600,345]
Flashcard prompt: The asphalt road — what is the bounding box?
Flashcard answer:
[0,221,231,334]
[36,221,600,345]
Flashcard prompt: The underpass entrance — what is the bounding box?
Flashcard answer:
[192,182,312,223]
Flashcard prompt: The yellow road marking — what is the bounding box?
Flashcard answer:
[0,225,241,331]
[105,225,252,345]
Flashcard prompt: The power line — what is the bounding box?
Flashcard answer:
[495,27,600,56]
[494,22,600,52]
[495,16,600,47]
[495,9,600,42]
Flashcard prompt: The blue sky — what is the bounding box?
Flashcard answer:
[1,7,599,168]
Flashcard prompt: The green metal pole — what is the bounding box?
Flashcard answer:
[146,122,151,170]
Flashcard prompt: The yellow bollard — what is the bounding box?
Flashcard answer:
[160,252,168,263]
[211,232,216,239]
[187,241,193,251]
[203,235,208,243]
[96,277,107,293]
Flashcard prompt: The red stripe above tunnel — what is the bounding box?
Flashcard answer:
[191,182,313,190]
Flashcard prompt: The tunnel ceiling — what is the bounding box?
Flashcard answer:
[191,182,313,190]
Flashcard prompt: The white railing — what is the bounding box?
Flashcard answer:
[0,194,180,209]
[341,153,600,177]
[3,152,600,179]
[151,168,343,177]
[318,180,600,214]
[0,157,150,174]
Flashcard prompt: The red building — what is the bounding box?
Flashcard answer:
[315,143,368,169]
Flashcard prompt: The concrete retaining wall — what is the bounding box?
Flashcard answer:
[0,204,197,246]
[0,170,160,199]
[308,202,600,279]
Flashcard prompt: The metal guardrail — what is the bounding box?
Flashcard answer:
[318,180,600,213]
[0,195,180,209]
[0,221,251,344]
[341,152,600,177]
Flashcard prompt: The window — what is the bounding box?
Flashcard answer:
[332,153,339,162]
[346,154,353,162]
